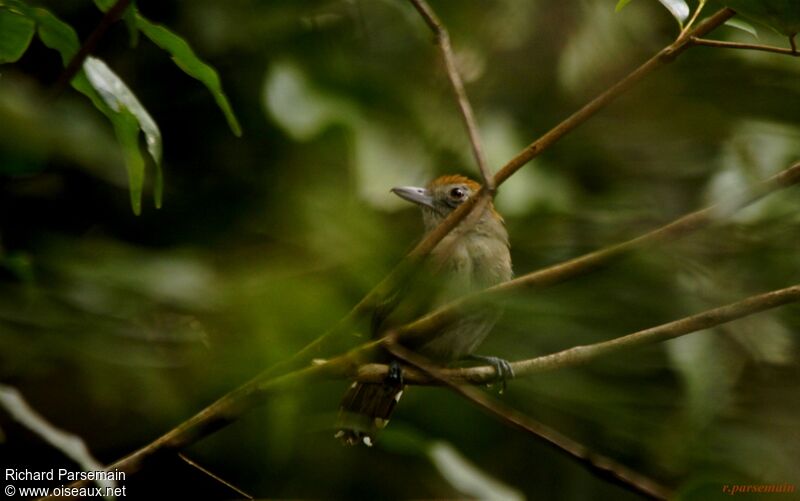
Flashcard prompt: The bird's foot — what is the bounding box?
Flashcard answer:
[466,354,514,394]
[386,360,404,387]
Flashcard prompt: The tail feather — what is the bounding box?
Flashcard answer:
[335,382,405,446]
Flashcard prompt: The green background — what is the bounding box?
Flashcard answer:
[1,1,799,499]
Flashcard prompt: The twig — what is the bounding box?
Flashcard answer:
[677,0,708,42]
[51,0,132,97]
[407,0,493,190]
[384,338,672,500]
[360,284,800,385]
[178,453,254,500]
[48,7,742,496]
[260,9,736,379]
[398,162,800,345]
[492,8,734,185]
[690,37,800,57]
[176,160,800,483]
[50,280,800,500]
[49,128,797,501]
[40,363,333,500]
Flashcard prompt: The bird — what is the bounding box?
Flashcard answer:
[335,174,513,447]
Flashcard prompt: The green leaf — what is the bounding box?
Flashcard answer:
[725,18,759,38]
[33,8,109,110]
[0,7,35,63]
[135,14,242,137]
[111,108,145,214]
[615,0,636,12]
[92,0,116,10]
[614,0,689,26]
[723,0,800,37]
[122,6,139,47]
[32,9,105,113]
[657,0,690,26]
[33,7,160,213]
[91,0,138,47]
[84,56,163,212]
[32,7,80,63]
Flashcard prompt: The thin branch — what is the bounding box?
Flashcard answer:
[677,0,708,42]
[492,8,734,185]
[398,162,800,345]
[49,154,798,501]
[361,284,800,385]
[178,453,254,500]
[407,0,493,190]
[690,37,800,57]
[78,160,796,494]
[48,8,743,497]
[51,280,800,500]
[384,339,672,500]
[261,9,735,379]
[51,0,132,97]
[41,363,335,500]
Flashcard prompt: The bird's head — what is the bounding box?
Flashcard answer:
[391,174,503,232]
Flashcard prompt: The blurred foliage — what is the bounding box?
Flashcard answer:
[0,0,241,213]
[1,0,800,499]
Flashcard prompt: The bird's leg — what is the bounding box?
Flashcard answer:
[790,34,797,56]
[386,359,404,387]
[464,354,514,393]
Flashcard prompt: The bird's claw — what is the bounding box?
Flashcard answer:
[468,355,514,394]
[386,360,404,387]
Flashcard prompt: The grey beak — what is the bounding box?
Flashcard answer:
[391,186,434,208]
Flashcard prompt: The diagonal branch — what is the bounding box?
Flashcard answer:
[51,281,800,499]
[362,283,800,385]
[177,453,254,500]
[407,0,493,190]
[41,362,335,500]
[384,339,672,500]
[492,7,734,185]
[263,8,736,378]
[398,162,800,345]
[50,156,798,498]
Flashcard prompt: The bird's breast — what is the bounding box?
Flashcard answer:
[434,231,512,303]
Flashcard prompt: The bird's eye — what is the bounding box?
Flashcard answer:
[449,187,466,200]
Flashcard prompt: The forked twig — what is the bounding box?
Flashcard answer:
[264,8,736,378]
[407,0,494,191]
[383,338,672,500]
[677,0,707,41]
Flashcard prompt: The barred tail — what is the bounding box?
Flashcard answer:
[335,382,405,446]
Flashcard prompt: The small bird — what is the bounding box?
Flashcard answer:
[335,174,513,446]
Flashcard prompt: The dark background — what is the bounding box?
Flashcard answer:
[1,0,799,499]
